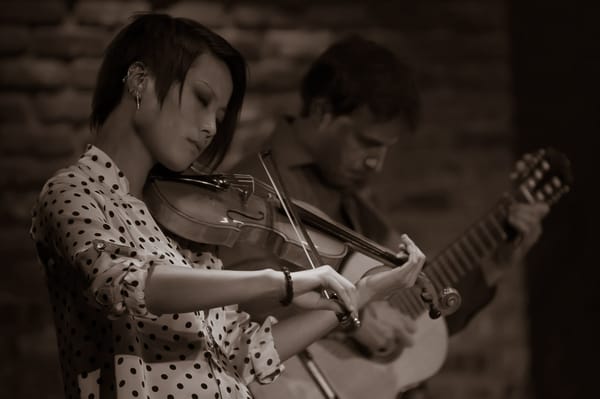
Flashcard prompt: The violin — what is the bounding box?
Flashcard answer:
[143,170,459,318]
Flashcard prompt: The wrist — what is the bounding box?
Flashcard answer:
[262,268,287,301]
[356,278,376,310]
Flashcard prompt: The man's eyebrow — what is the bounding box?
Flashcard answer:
[357,131,398,146]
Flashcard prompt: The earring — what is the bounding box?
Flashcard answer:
[123,61,146,110]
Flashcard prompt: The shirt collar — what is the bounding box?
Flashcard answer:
[78,144,131,195]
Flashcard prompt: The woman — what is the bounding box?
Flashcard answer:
[30,13,425,399]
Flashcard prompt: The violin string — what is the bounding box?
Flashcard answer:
[257,156,321,271]
[249,176,398,263]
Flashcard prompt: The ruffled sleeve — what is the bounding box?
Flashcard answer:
[220,309,283,385]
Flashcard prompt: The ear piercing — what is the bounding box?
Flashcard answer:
[122,61,147,110]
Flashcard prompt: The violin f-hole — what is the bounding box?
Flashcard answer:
[226,209,266,222]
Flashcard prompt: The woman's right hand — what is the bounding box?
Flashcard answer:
[290,265,358,317]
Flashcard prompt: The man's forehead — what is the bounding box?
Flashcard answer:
[347,106,407,144]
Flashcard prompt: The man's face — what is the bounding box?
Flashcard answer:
[312,106,408,190]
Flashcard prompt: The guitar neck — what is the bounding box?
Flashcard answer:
[390,194,519,319]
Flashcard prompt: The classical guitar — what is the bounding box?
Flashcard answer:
[250,148,572,399]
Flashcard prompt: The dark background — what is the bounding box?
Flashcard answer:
[0,1,596,398]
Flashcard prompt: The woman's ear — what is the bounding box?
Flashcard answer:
[124,61,148,109]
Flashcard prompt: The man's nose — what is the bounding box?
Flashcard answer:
[363,156,379,170]
[363,148,387,172]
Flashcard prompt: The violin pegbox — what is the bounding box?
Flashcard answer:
[510,148,573,206]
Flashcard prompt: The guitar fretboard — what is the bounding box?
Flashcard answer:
[390,195,518,319]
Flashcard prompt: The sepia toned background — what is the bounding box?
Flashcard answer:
[0,1,596,398]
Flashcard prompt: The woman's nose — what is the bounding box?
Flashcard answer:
[202,118,217,138]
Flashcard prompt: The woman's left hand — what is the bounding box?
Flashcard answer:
[356,234,426,308]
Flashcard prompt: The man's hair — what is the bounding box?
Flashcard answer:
[300,35,420,131]
[91,13,247,171]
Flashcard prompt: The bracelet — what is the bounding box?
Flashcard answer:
[279,266,294,306]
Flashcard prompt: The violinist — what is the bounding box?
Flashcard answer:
[224,35,549,398]
[29,14,426,399]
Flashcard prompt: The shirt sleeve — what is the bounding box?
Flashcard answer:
[30,178,159,320]
[219,308,283,385]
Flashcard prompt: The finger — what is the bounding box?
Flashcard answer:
[315,297,345,313]
[511,203,549,220]
[325,275,357,314]
[360,321,395,347]
[378,309,417,334]
[391,324,415,347]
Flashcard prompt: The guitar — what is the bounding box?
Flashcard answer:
[250,148,572,399]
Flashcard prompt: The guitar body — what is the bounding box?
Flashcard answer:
[250,312,448,399]
[308,313,448,398]
[250,252,449,399]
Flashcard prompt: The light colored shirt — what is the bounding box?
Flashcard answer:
[30,145,282,399]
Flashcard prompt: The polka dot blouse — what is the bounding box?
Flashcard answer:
[30,145,283,399]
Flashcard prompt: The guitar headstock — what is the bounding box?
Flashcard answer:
[510,148,573,206]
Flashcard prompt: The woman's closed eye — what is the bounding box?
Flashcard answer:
[196,92,210,107]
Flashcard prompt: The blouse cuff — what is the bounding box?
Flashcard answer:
[82,240,158,320]
[249,315,284,384]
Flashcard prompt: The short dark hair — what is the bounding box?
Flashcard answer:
[300,35,420,131]
[91,13,247,172]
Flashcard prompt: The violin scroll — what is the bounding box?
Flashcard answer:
[416,272,462,319]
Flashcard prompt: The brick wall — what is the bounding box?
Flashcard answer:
[0,1,525,398]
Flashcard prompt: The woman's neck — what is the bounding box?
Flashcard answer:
[93,107,154,199]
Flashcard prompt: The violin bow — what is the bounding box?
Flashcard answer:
[258,150,361,329]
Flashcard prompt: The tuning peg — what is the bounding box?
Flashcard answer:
[534,169,544,180]
[536,191,545,201]
[552,177,562,188]
[541,160,550,171]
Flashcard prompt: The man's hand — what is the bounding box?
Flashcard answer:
[482,202,549,284]
[350,300,416,360]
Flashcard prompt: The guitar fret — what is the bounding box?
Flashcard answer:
[409,287,427,314]
[435,255,459,282]
[444,249,467,277]
[482,218,504,244]
[486,213,508,241]
[389,291,407,314]
[432,259,454,286]
[465,228,487,257]
[475,222,495,250]
[393,288,419,316]
[457,239,478,270]
[426,265,446,292]
[399,290,421,317]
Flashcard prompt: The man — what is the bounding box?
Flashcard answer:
[221,35,548,398]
